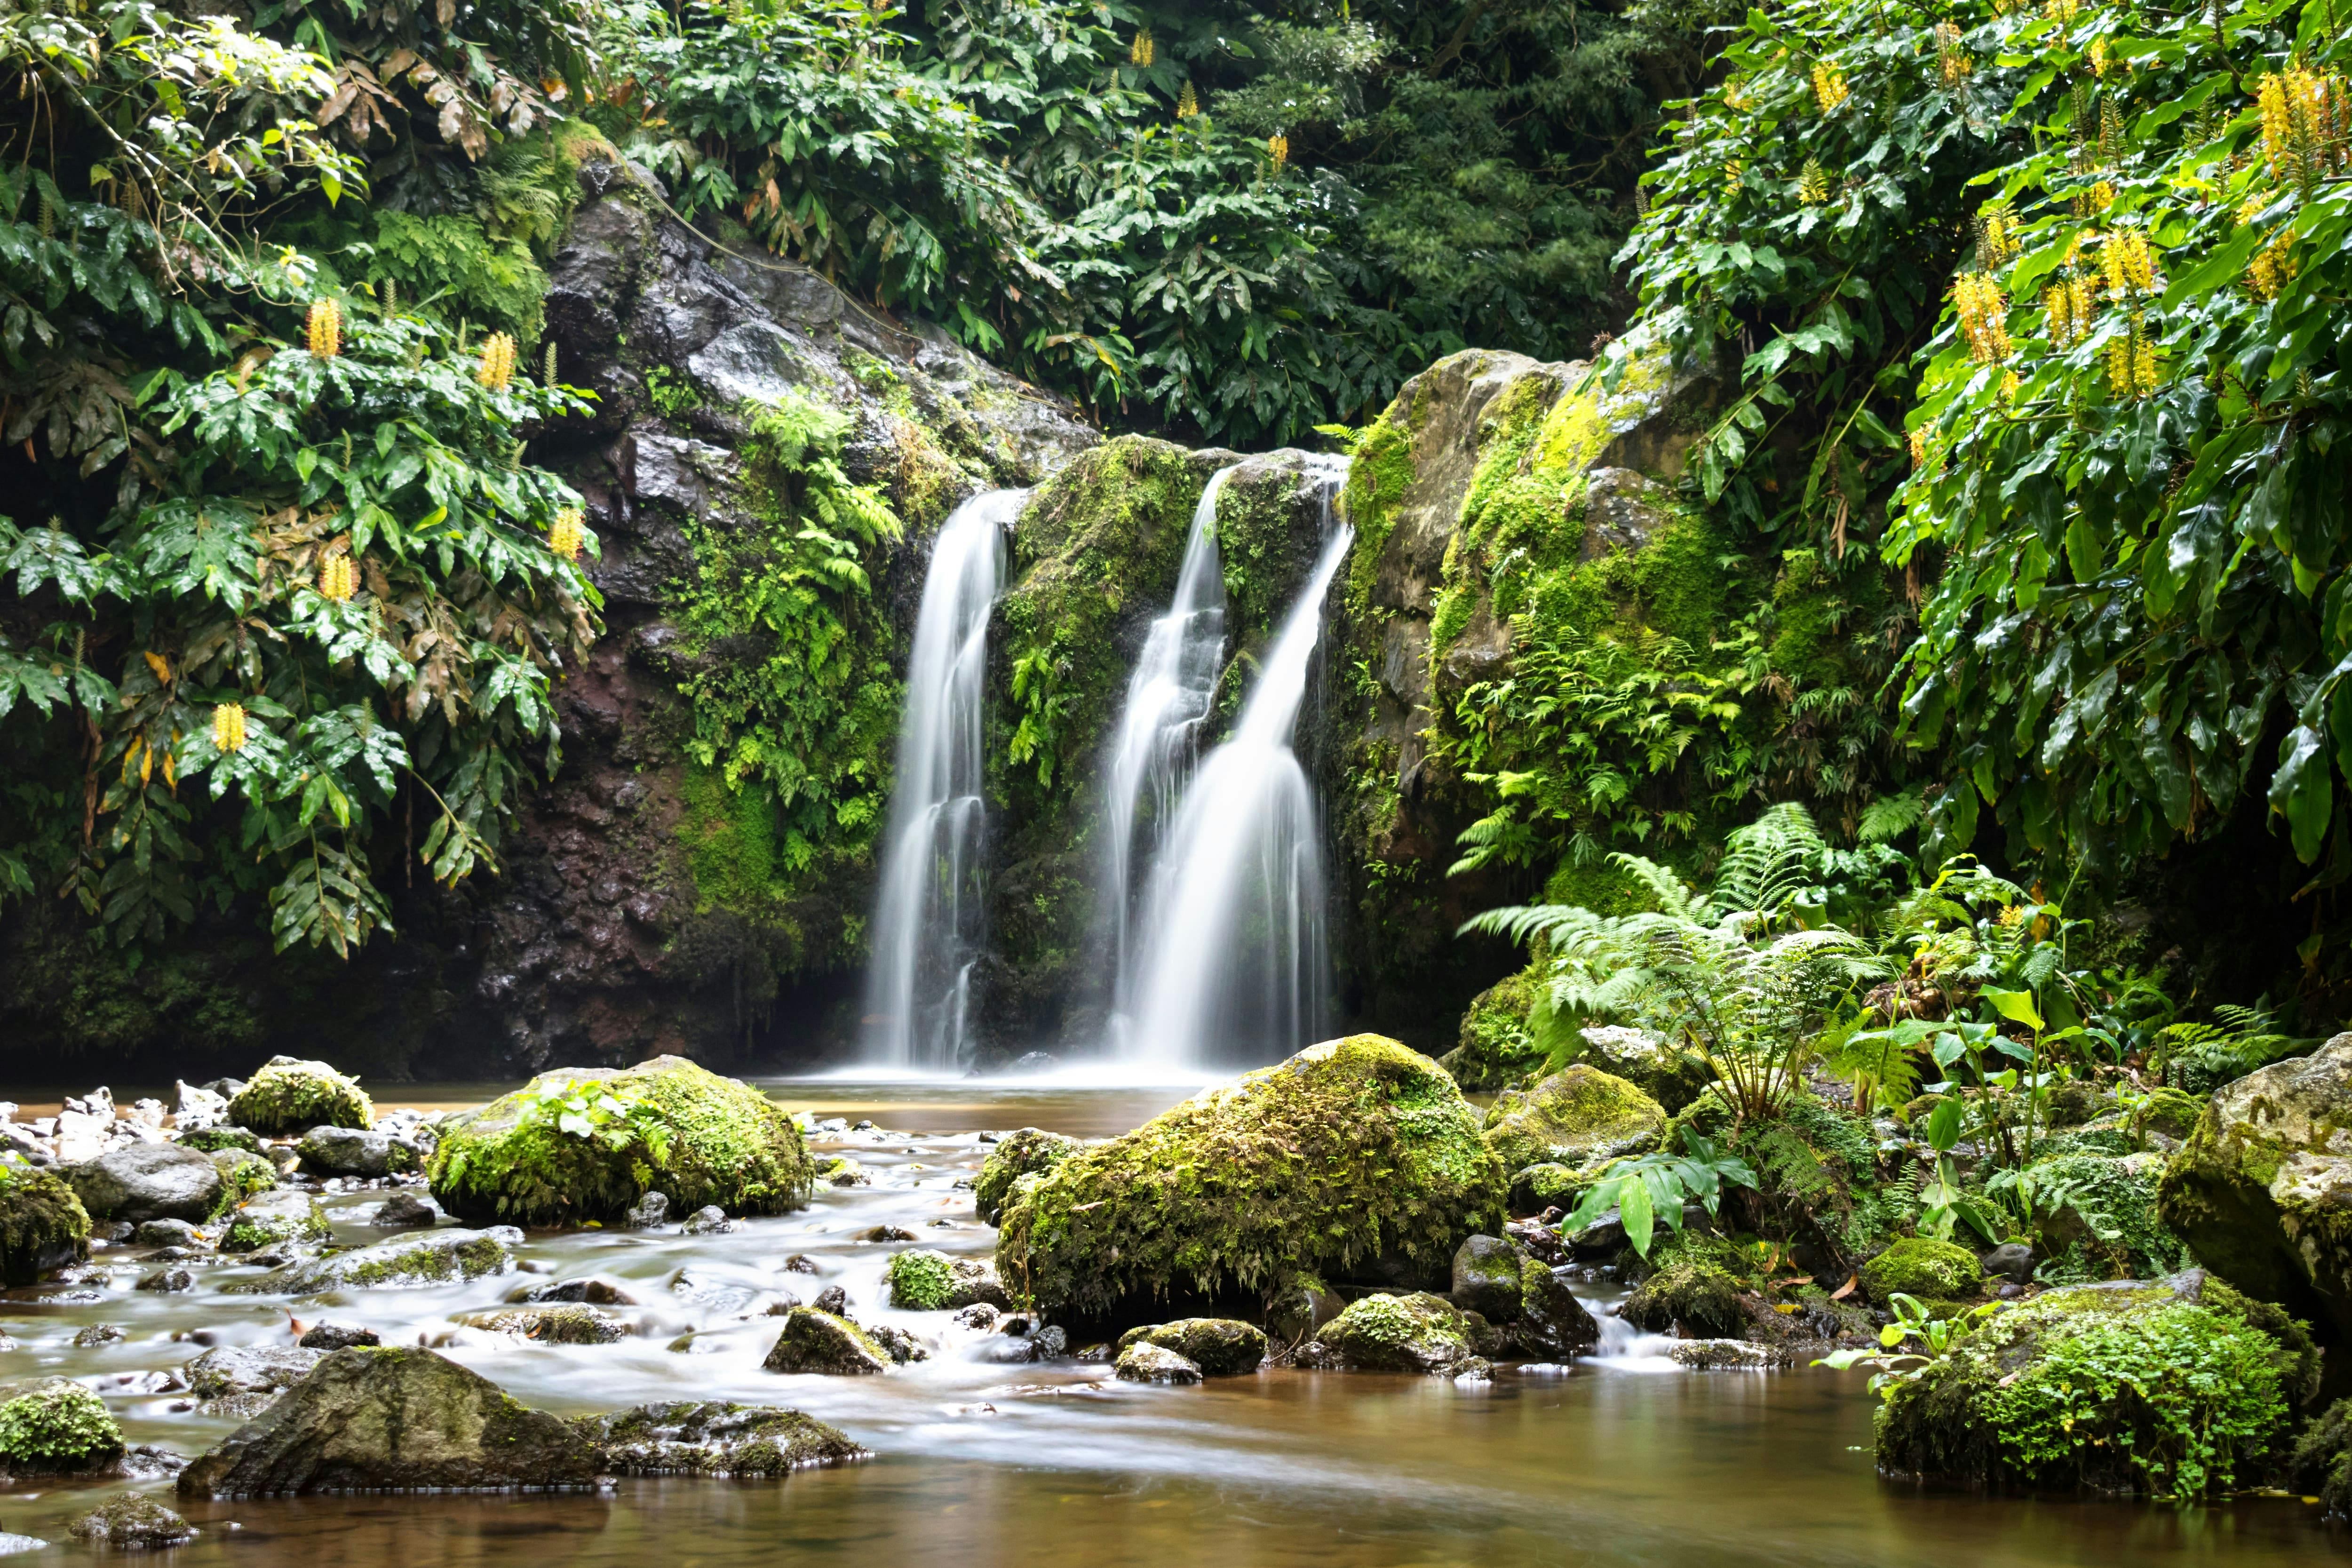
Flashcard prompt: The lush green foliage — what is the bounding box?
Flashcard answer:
[1561,1128,1758,1257]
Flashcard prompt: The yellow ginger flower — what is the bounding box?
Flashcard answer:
[1909,428,1930,469]
[2044,0,2079,22]
[2001,369,2022,403]
[318,554,357,604]
[1937,23,1973,85]
[1129,29,1154,67]
[1953,271,2013,363]
[2249,232,2299,300]
[2106,342,2132,396]
[1725,156,1746,190]
[212,703,248,755]
[477,332,517,390]
[549,507,585,562]
[1268,134,1288,170]
[2135,338,2159,394]
[2101,229,2154,294]
[1812,63,1850,113]
[2237,193,2270,225]
[2043,276,2097,346]
[2258,67,2349,187]
[306,298,340,359]
[2089,38,2109,78]
[1976,203,2018,267]
[2089,180,2115,210]
[1797,159,1831,204]
[1176,81,1199,119]
[1724,78,1756,111]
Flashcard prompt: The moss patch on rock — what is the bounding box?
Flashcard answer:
[1623,1260,1747,1337]
[1875,1273,2306,1497]
[0,1377,123,1474]
[1482,1064,1665,1175]
[0,1157,91,1287]
[995,1035,1506,1324]
[973,1128,1080,1226]
[1299,1291,1479,1374]
[1860,1237,1984,1305]
[2031,1152,2192,1284]
[427,1054,813,1227]
[576,1401,867,1475]
[761,1309,890,1376]
[228,1057,374,1136]
[1114,1318,1269,1377]
[1436,971,1545,1091]
[885,1249,1010,1311]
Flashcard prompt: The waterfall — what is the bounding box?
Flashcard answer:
[1117,491,1353,1070]
[862,489,1021,1072]
[1094,465,1237,993]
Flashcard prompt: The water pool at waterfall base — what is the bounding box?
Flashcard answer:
[0,1081,2338,1568]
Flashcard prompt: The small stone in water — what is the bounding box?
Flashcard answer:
[813,1285,849,1315]
[70,1496,196,1550]
[782,1254,819,1274]
[299,1322,381,1350]
[73,1323,126,1346]
[134,1218,210,1250]
[626,1192,670,1228]
[682,1206,735,1235]
[851,1225,916,1242]
[136,1266,196,1293]
[954,1303,1000,1331]
[373,1192,439,1228]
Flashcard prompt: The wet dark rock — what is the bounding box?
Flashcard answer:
[510,1276,637,1307]
[371,1192,440,1228]
[68,1495,195,1549]
[64,1143,223,1224]
[1114,1320,1266,1377]
[178,1347,603,1496]
[1114,1342,1202,1385]
[457,1305,628,1344]
[133,1218,209,1250]
[761,1310,890,1376]
[864,1322,930,1365]
[1979,1242,2036,1286]
[297,1323,380,1351]
[782,1254,819,1274]
[1451,1235,1526,1322]
[72,1323,125,1346]
[1505,1217,1568,1267]
[682,1205,736,1235]
[575,1401,868,1476]
[953,1303,1000,1331]
[186,1345,325,1418]
[135,1266,196,1293]
[1512,1263,1601,1360]
[811,1285,849,1315]
[228,1228,512,1295]
[625,1191,670,1229]
[852,1225,916,1243]
[298,1127,418,1180]
[119,1444,190,1479]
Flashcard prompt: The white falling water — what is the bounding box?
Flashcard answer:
[1094,465,1237,988]
[1117,506,1354,1071]
[863,489,1021,1072]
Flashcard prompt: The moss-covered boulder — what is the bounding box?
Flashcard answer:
[2157,1030,2352,1342]
[1436,972,1545,1091]
[179,1125,263,1155]
[230,1228,511,1294]
[0,1377,123,1476]
[2031,1152,2193,1283]
[1624,1260,1746,1337]
[1874,1272,2314,1497]
[1114,1342,1203,1384]
[218,1188,329,1253]
[69,1495,197,1549]
[228,1057,373,1136]
[1450,1234,1526,1321]
[0,1157,90,1286]
[2127,1086,2205,1146]
[761,1309,890,1376]
[427,1055,813,1227]
[1482,1064,1665,1175]
[574,1401,867,1475]
[1298,1292,1483,1375]
[1114,1319,1268,1377]
[885,1249,1011,1311]
[972,1128,1080,1226]
[1577,1025,1711,1114]
[178,1347,602,1496]
[994,1035,1506,1323]
[1860,1237,1985,1305]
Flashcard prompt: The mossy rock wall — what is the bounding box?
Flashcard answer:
[994,1035,1505,1327]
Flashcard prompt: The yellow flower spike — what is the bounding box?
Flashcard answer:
[1936,22,1973,85]
[1176,81,1199,119]
[1268,134,1288,170]
[306,298,341,359]
[2089,38,2109,77]
[2106,342,2134,398]
[549,507,585,562]
[2248,232,2298,300]
[2237,193,2270,226]
[1953,272,2013,364]
[1811,63,1850,113]
[2001,369,2022,403]
[212,703,248,756]
[1909,428,1930,469]
[1129,29,1154,68]
[1798,159,1831,204]
[319,554,357,604]
[2088,179,2115,210]
[477,332,517,391]
[2134,339,2158,394]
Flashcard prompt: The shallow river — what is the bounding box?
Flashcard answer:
[1,1079,2340,1566]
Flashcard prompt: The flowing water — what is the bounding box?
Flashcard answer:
[0,1078,2339,1568]
[1118,516,1351,1070]
[1095,466,1237,1005]
[862,491,1020,1071]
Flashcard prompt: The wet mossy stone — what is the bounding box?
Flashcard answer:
[2157,1031,2352,1342]
[69,1495,196,1548]
[1510,1162,1581,1216]
[574,1401,867,1475]
[1481,1065,1665,1175]
[458,1305,628,1344]
[187,1345,325,1417]
[63,1142,223,1225]
[217,1188,329,1253]
[1298,1292,1478,1375]
[761,1309,890,1376]
[1576,1025,1711,1114]
[0,1377,123,1475]
[298,1127,419,1179]
[886,1249,1010,1312]
[2029,1152,2193,1283]
[178,1126,263,1156]
[1514,1257,1601,1359]
[227,1058,374,1137]
[1114,1319,1268,1377]
[2127,1086,2204,1145]
[993,1036,1506,1323]
[1860,1237,1985,1305]
[1874,1271,2307,1497]
[210,1149,278,1210]
[0,1157,90,1287]
[1436,972,1545,1092]
[972,1128,1080,1226]
[227,1228,512,1294]
[1623,1261,1746,1338]
[1451,1234,1526,1322]
[427,1055,814,1227]
[1113,1342,1202,1384]
[176,1347,602,1496]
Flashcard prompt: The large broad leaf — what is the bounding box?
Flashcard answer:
[1982,987,2044,1031]
[1619,1177,1655,1259]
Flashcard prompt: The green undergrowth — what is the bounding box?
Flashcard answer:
[0,1160,91,1287]
[0,1379,121,1473]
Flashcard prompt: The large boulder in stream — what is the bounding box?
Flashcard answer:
[426,1055,812,1226]
[0,1377,123,1477]
[2158,1030,2352,1342]
[177,1348,602,1496]
[1481,1065,1666,1177]
[0,1158,89,1285]
[227,1057,373,1136]
[994,1035,1505,1324]
[63,1142,223,1224]
[1297,1292,1487,1375]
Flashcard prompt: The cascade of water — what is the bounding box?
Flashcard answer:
[861,489,1022,1071]
[1093,465,1238,990]
[1117,474,1352,1070]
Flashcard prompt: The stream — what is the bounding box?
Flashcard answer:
[0,1080,2338,1567]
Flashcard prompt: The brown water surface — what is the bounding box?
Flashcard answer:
[0,1078,2340,1566]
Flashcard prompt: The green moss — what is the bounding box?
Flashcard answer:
[207,1151,278,1217]
[1861,1237,1983,1304]
[221,1210,327,1253]
[680,761,779,918]
[2128,1087,2204,1145]
[1481,1064,1666,1174]
[1623,1260,1746,1337]
[995,1035,1506,1323]
[0,1159,91,1288]
[972,1128,1079,1226]
[2030,1153,2193,1284]
[228,1058,373,1136]
[886,1249,956,1310]
[341,1233,511,1288]
[1308,1291,1480,1373]
[0,1378,122,1472]
[427,1055,814,1227]
[1113,1318,1268,1376]
[178,1127,262,1155]
[1876,1282,2299,1498]
[1435,970,1544,1092]
[1340,387,1426,619]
